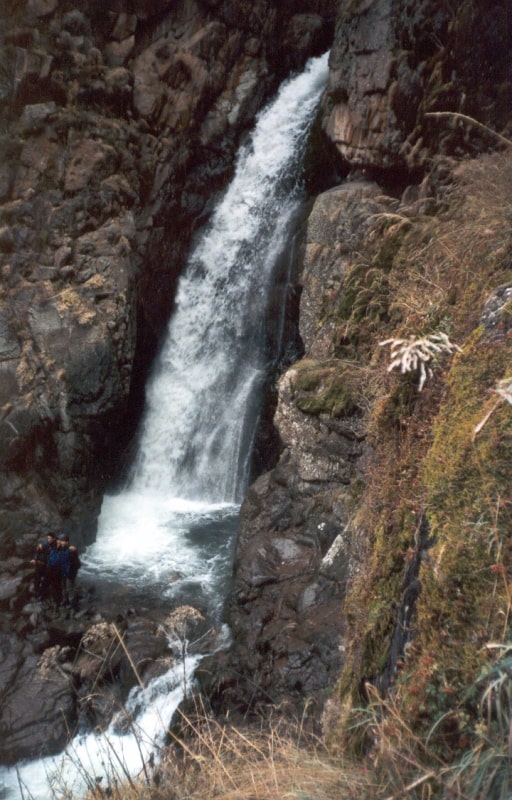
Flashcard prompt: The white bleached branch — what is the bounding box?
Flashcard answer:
[380,333,462,390]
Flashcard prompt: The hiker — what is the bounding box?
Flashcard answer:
[45,534,65,606]
[30,532,58,598]
[57,534,81,608]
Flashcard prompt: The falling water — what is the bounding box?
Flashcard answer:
[0,52,329,799]
[132,51,329,503]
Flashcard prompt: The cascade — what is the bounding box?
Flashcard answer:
[0,52,329,800]
[131,50,330,503]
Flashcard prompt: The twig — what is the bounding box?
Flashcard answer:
[113,625,145,690]
[425,111,512,148]
[15,765,34,800]
[384,769,437,799]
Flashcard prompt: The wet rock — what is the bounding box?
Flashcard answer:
[0,645,75,765]
[120,616,173,688]
[480,285,512,340]
[284,13,326,63]
[20,101,57,127]
[26,0,58,17]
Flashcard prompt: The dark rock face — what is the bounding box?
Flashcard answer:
[0,0,336,559]
[1,0,511,766]
[0,0,336,765]
[206,182,389,715]
[0,638,76,765]
[321,0,512,171]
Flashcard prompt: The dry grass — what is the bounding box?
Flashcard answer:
[74,703,370,800]
[65,690,512,800]
[385,151,512,339]
[318,147,512,799]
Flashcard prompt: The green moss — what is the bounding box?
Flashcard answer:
[292,358,359,418]
[333,219,419,353]
[423,329,512,525]
[395,327,512,749]
[328,151,512,764]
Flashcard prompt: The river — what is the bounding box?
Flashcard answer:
[0,51,329,800]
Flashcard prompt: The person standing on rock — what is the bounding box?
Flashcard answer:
[45,534,65,607]
[57,534,81,608]
[30,532,58,599]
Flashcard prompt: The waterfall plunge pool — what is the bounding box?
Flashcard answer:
[82,494,240,620]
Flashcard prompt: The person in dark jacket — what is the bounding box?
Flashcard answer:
[57,534,81,608]
[45,536,64,606]
[30,532,58,598]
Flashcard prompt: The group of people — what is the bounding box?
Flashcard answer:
[31,531,81,608]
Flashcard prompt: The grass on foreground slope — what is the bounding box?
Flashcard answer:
[37,704,368,800]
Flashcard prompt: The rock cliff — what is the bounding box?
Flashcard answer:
[0,0,334,557]
[1,0,512,772]
[0,0,335,763]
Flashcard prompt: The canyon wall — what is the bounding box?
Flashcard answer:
[0,0,335,559]
[1,0,512,765]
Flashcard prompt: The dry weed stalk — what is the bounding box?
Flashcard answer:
[425,111,512,149]
[158,704,365,800]
[473,376,512,439]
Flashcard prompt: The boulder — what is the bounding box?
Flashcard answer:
[0,643,76,765]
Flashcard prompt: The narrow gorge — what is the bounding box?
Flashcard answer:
[1,1,512,797]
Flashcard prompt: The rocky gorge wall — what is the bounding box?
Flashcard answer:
[0,0,336,764]
[0,0,335,560]
[1,0,512,770]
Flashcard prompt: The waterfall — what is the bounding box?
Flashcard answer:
[132,51,329,503]
[0,52,329,800]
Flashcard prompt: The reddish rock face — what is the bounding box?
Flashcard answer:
[321,0,512,170]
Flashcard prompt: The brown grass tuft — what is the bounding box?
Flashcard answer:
[77,703,370,800]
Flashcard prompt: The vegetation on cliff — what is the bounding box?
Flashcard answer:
[314,147,512,796]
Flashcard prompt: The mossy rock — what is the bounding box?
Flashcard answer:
[291,358,359,418]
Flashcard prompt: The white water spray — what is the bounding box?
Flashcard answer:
[0,52,329,800]
[132,50,329,503]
